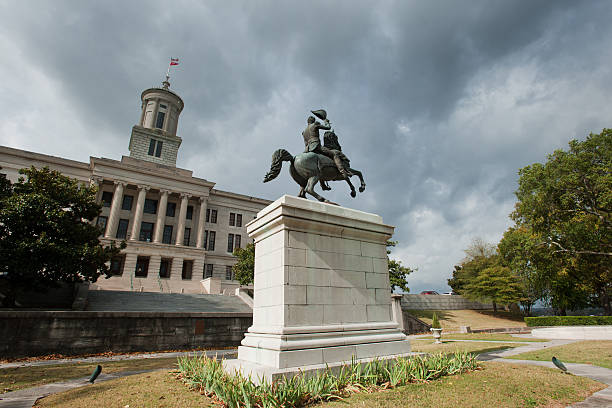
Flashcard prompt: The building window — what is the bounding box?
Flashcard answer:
[101,191,113,207]
[206,208,210,222]
[110,255,124,276]
[229,213,235,226]
[227,233,234,253]
[183,227,191,246]
[236,214,242,227]
[208,231,216,251]
[186,205,193,220]
[182,260,193,280]
[203,230,208,249]
[160,103,167,109]
[166,202,176,217]
[210,209,217,223]
[135,256,149,277]
[139,222,154,242]
[155,111,165,129]
[148,139,156,155]
[97,216,108,235]
[162,225,173,244]
[116,219,129,239]
[148,139,163,157]
[121,195,133,211]
[226,266,233,280]
[204,264,213,279]
[143,199,157,214]
[235,234,241,249]
[159,259,171,278]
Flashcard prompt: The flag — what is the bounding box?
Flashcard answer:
[170,57,179,66]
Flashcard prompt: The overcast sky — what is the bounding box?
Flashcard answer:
[1,1,611,293]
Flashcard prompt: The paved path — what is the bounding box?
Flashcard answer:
[0,349,237,369]
[0,349,236,408]
[479,338,612,407]
[0,370,149,408]
[3,339,611,407]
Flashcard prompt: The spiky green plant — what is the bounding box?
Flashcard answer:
[176,352,478,407]
[431,312,442,329]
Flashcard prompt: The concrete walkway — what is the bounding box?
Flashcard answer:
[0,349,237,369]
[0,370,149,408]
[0,349,236,408]
[479,338,612,407]
[2,339,610,407]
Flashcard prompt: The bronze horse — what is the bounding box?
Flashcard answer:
[263,132,366,203]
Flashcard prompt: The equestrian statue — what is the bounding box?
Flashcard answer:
[263,109,366,203]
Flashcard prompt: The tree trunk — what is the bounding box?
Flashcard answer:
[492,302,497,315]
[600,290,611,315]
[0,286,16,308]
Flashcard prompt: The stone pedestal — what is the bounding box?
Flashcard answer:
[224,195,411,382]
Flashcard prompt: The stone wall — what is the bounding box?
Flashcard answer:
[401,294,492,310]
[0,311,252,359]
[401,312,431,334]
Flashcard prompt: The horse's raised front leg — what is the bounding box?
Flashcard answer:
[320,180,331,191]
[350,168,366,192]
[345,178,356,198]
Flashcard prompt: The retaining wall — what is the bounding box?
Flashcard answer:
[401,294,492,310]
[0,311,252,359]
[531,325,612,340]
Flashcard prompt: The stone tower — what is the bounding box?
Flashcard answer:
[128,77,184,167]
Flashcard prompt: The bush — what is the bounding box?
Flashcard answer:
[177,352,479,407]
[525,316,612,327]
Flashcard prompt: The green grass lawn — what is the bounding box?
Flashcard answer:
[34,363,605,408]
[0,357,179,394]
[441,333,547,342]
[411,340,520,355]
[508,340,612,369]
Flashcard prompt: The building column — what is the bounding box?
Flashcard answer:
[90,176,104,203]
[105,181,126,239]
[195,197,208,248]
[129,185,149,241]
[175,193,190,246]
[153,189,169,243]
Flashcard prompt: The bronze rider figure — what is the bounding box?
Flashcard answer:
[302,110,351,178]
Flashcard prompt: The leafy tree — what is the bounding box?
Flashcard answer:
[448,238,497,295]
[232,243,255,285]
[497,226,547,316]
[386,241,414,292]
[461,264,525,315]
[449,238,524,314]
[0,167,124,307]
[512,130,611,314]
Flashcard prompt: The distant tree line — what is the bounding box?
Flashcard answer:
[449,130,611,315]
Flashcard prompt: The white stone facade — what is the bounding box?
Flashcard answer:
[0,80,271,294]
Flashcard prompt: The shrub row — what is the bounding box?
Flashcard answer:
[177,352,479,408]
[525,316,612,327]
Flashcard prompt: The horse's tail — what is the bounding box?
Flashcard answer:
[264,149,294,183]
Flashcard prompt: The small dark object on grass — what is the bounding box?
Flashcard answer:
[552,356,569,373]
[89,365,102,383]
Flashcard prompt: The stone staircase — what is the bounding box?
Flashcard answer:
[85,290,252,313]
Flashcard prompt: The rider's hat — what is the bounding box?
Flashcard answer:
[311,109,327,121]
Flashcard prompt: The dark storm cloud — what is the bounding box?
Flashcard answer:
[2,0,611,292]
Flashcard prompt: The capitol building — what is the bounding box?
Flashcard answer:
[0,78,271,294]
